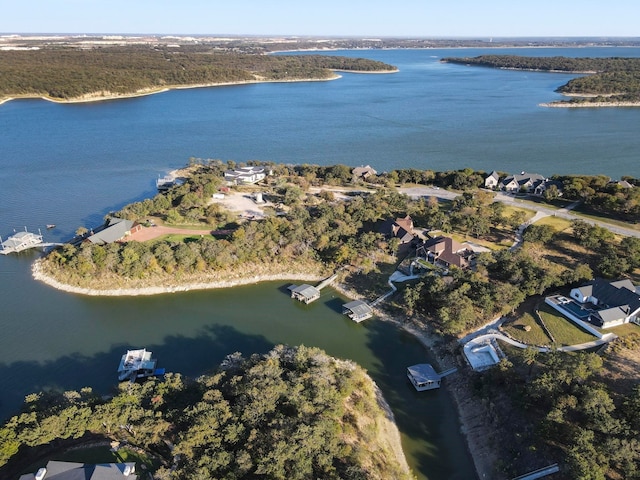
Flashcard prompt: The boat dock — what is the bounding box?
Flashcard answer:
[1,228,63,255]
[407,363,458,391]
[289,272,340,304]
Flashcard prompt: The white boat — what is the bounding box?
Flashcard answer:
[117,348,163,382]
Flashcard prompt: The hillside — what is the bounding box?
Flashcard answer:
[0,345,413,480]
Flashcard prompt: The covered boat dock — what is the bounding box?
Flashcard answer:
[289,284,321,304]
[342,300,374,323]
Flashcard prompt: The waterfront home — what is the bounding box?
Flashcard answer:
[86,218,141,245]
[342,300,373,323]
[378,215,416,246]
[500,172,546,193]
[416,235,473,269]
[19,460,136,480]
[352,164,377,181]
[289,284,321,304]
[565,278,640,329]
[484,170,501,189]
[224,166,267,185]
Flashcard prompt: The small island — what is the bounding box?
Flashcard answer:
[441,55,640,107]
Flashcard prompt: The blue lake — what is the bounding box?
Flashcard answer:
[1,46,640,479]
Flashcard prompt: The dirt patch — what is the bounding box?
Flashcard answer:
[127,225,214,242]
[601,334,640,396]
[212,191,272,219]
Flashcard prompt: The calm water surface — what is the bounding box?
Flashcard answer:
[2,47,640,479]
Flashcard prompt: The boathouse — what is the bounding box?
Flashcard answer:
[289,284,321,304]
[342,300,373,323]
[407,364,442,391]
[0,230,43,254]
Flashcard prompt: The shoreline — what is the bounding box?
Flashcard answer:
[33,261,491,478]
[541,100,640,108]
[31,259,325,296]
[0,68,399,106]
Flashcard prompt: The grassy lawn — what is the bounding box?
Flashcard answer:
[502,303,598,347]
[537,303,597,346]
[533,215,572,232]
[501,205,537,222]
[607,322,640,338]
[501,312,551,346]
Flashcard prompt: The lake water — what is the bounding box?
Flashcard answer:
[2,46,640,479]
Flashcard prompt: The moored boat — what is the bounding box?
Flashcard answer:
[117,348,164,382]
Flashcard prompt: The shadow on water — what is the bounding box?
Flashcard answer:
[364,319,477,480]
[0,324,274,421]
[324,296,346,314]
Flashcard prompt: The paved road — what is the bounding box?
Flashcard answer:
[399,186,640,239]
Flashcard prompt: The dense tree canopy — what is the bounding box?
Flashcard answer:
[0,345,413,480]
[0,46,396,100]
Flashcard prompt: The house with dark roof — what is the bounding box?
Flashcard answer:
[378,215,416,246]
[484,171,501,189]
[416,236,473,269]
[500,172,546,193]
[86,218,141,245]
[569,278,640,329]
[19,460,136,480]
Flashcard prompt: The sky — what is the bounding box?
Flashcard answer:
[2,0,639,38]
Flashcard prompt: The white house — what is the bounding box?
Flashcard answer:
[569,278,640,329]
[484,171,500,189]
[224,166,267,185]
[500,172,546,193]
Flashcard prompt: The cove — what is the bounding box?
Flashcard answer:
[0,253,474,479]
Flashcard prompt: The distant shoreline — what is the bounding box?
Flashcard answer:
[0,68,396,107]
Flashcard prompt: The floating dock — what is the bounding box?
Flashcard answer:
[1,229,44,255]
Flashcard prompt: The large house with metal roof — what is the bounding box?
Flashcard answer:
[569,278,640,329]
[86,218,140,245]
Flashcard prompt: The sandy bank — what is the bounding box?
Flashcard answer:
[541,101,640,108]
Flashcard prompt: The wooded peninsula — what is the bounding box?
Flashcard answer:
[0,45,396,102]
[441,55,640,106]
[0,345,412,480]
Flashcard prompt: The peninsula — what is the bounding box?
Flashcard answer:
[0,44,397,105]
[441,55,640,107]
